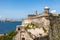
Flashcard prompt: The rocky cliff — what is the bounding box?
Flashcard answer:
[49,14,60,40]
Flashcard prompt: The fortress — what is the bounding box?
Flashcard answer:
[13,7,60,40]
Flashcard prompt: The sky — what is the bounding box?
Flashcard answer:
[0,0,60,20]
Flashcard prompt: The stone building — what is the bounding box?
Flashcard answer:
[13,7,59,40]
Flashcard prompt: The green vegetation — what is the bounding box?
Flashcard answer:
[42,27,47,33]
[0,30,17,40]
[25,22,37,30]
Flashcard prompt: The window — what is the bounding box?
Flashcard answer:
[22,38,25,40]
[18,28,20,30]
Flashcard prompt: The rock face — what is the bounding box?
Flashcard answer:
[49,16,60,40]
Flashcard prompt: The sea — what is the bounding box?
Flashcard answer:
[0,21,22,34]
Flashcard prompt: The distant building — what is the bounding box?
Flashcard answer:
[0,34,4,37]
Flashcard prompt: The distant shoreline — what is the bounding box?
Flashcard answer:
[0,20,22,22]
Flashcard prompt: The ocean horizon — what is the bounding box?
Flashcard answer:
[0,21,22,34]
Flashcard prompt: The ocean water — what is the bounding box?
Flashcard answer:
[0,21,22,34]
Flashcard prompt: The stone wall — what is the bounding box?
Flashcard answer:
[49,16,60,40]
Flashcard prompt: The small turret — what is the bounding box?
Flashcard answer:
[44,6,50,13]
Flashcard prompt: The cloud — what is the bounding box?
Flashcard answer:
[51,10,56,13]
[0,16,2,18]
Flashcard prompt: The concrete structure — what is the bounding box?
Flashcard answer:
[13,7,58,40]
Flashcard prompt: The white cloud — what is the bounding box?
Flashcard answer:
[51,10,56,13]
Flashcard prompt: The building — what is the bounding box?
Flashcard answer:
[13,7,59,40]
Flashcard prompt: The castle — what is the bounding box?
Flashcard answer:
[13,7,59,40]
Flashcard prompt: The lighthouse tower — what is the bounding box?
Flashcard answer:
[44,6,50,14]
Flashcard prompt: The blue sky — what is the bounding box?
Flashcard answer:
[0,0,60,20]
